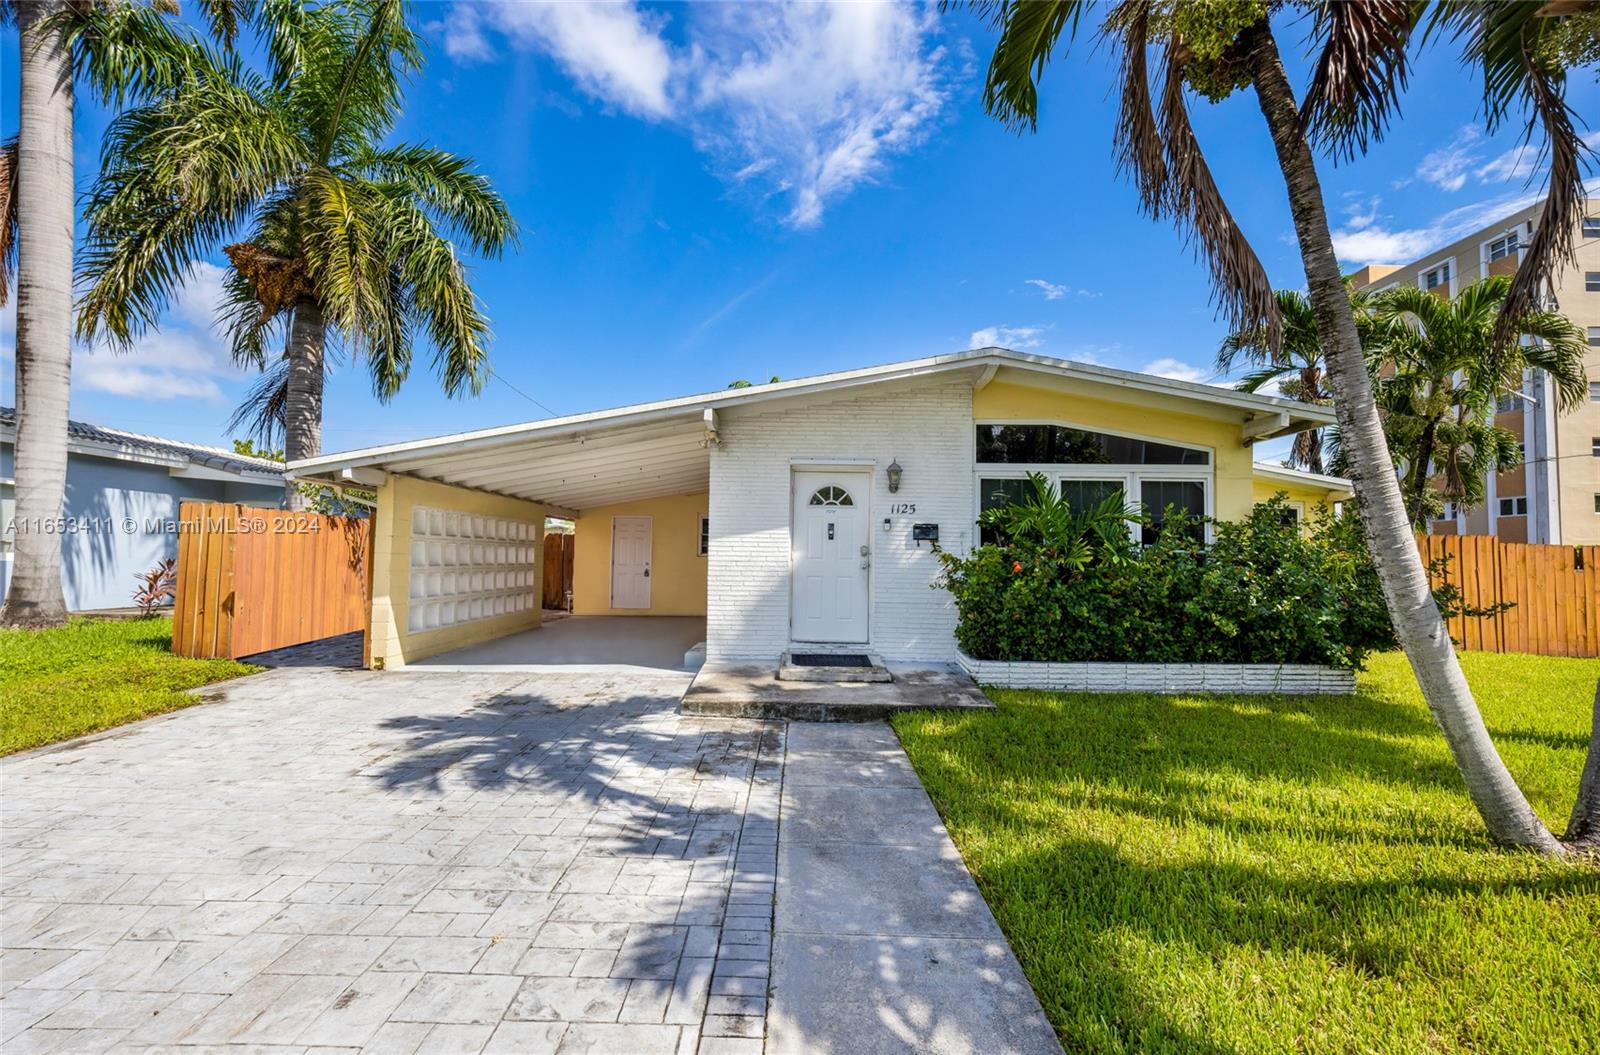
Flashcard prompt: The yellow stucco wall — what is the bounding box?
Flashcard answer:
[1251,478,1348,529]
[368,475,544,668]
[572,492,708,616]
[972,378,1257,520]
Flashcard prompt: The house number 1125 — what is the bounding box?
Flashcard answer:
[889,502,916,514]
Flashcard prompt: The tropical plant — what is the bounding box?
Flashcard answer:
[1368,276,1590,526]
[972,0,1596,854]
[0,1,223,629]
[131,556,177,615]
[977,470,1137,567]
[1217,283,1381,474]
[75,0,517,510]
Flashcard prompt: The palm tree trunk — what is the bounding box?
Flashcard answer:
[282,299,326,512]
[1565,679,1600,849]
[1,1,74,629]
[1243,21,1564,854]
[1406,419,1439,527]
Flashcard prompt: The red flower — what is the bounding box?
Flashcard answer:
[1012,560,1023,574]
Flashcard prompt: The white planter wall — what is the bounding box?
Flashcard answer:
[957,651,1356,695]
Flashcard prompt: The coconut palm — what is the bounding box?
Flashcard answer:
[973,1,1596,853]
[1371,276,1589,526]
[1,1,223,628]
[75,0,516,509]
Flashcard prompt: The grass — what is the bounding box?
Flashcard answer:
[0,617,258,756]
[892,651,1600,1055]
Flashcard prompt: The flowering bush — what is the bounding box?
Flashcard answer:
[938,492,1395,670]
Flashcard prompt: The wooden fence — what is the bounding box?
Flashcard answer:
[542,531,575,609]
[172,501,373,660]
[1417,534,1599,658]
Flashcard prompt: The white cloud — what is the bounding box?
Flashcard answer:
[74,330,237,402]
[1342,194,1381,230]
[969,325,1043,350]
[449,1,956,227]
[1142,357,1211,385]
[451,1,673,118]
[1331,186,1553,266]
[1025,278,1066,300]
[1477,143,1538,184]
[171,262,230,336]
[1416,127,1481,192]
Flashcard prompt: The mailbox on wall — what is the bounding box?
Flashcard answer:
[911,523,939,546]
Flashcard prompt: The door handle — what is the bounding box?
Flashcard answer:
[859,559,870,569]
[859,545,870,556]
[643,566,650,577]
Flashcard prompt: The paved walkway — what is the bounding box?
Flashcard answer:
[1,669,1059,1054]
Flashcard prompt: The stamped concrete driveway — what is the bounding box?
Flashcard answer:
[1,668,1059,1055]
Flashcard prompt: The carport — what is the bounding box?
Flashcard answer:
[290,400,718,671]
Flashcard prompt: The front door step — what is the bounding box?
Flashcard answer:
[777,650,892,683]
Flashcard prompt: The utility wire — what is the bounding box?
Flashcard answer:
[488,366,561,420]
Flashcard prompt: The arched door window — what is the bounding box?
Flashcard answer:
[808,485,854,507]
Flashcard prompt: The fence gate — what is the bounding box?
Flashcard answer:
[172,501,374,660]
[542,531,575,610]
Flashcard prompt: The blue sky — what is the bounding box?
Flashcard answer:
[2,2,1595,465]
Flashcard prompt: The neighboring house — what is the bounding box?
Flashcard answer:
[291,348,1348,669]
[1350,197,1600,545]
[0,409,284,611]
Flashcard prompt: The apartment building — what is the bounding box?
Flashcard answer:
[1351,198,1600,545]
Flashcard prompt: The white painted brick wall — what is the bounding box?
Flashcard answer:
[706,377,973,663]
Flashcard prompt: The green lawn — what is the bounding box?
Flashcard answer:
[893,651,1600,1055]
[0,617,258,756]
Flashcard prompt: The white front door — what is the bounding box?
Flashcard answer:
[790,471,869,643]
[611,516,652,609]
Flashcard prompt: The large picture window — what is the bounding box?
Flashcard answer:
[975,422,1214,545]
[976,425,1209,466]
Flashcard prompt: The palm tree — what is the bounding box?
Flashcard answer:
[973,1,1594,854]
[1,1,220,628]
[75,0,516,509]
[1216,286,1375,474]
[1370,276,1589,526]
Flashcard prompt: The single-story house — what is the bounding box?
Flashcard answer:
[0,408,284,611]
[289,348,1350,669]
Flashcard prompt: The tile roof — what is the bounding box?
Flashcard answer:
[0,407,284,480]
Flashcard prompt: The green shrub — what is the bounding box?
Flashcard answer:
[940,486,1395,669]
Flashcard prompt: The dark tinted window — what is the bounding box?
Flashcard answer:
[976,425,1208,466]
[977,478,1030,545]
[1141,480,1206,545]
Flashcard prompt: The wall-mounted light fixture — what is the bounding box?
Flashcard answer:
[886,458,903,493]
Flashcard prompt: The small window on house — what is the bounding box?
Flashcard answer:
[1594,493,1600,514]
[1593,437,1600,458]
[978,477,1030,545]
[1584,216,1600,238]
[1140,479,1207,546]
[808,486,854,507]
[1440,501,1457,521]
[697,515,709,557]
[1496,391,1525,413]
[1277,504,1302,530]
[1587,272,1600,292]
[1424,262,1450,290]
[1591,382,1600,403]
[1589,327,1600,348]
[1487,234,1518,261]
[1498,496,1528,517]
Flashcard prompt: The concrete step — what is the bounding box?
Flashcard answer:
[681,665,995,722]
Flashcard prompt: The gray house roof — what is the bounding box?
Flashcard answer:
[1,407,285,485]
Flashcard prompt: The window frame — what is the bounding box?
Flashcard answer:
[1590,382,1600,403]
[1588,326,1600,349]
[1497,495,1528,517]
[1583,216,1600,239]
[696,514,709,557]
[1419,256,1455,296]
[1485,233,1518,263]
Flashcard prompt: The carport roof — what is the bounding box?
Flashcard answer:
[288,347,1336,514]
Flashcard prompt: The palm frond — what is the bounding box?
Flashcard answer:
[1300,0,1419,159]
[1429,1,1594,347]
[0,135,16,307]
[1158,42,1280,350]
[1109,2,1166,210]
[50,2,216,106]
[225,353,291,447]
[971,0,1091,131]
[347,144,516,256]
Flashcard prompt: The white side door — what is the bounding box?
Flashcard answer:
[610,516,652,609]
[790,471,869,643]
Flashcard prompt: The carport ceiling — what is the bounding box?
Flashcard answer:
[375,413,708,512]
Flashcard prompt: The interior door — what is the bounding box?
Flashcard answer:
[611,516,652,609]
[791,471,869,643]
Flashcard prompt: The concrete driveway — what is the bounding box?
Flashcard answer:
[1,668,1058,1054]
